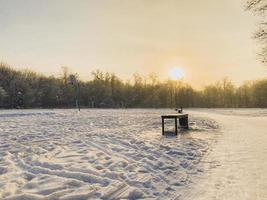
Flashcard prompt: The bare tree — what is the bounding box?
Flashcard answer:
[247,0,267,64]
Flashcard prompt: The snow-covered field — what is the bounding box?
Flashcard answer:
[0,109,266,200]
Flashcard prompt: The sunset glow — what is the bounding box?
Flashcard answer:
[0,0,267,87]
[169,67,185,80]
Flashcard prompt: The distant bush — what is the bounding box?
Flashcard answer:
[0,86,7,107]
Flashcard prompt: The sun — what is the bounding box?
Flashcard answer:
[169,67,185,80]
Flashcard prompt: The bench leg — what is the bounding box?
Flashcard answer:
[162,117,165,135]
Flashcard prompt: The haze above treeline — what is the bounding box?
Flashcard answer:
[0,63,267,109]
[1,0,267,87]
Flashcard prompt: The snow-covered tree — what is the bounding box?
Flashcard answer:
[247,0,267,64]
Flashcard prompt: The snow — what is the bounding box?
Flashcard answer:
[0,109,266,199]
[180,109,267,200]
[0,109,218,199]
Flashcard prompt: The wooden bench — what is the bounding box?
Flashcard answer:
[161,114,189,135]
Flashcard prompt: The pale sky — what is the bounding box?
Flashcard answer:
[0,0,267,88]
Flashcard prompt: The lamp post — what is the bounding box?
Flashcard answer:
[68,74,80,111]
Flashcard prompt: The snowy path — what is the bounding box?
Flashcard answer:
[182,110,267,200]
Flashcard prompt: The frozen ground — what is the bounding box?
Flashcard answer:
[0,109,266,199]
[0,109,218,200]
[181,109,267,200]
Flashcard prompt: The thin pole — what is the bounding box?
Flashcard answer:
[76,83,80,111]
[175,117,178,135]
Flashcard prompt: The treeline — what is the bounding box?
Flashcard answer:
[0,63,267,108]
